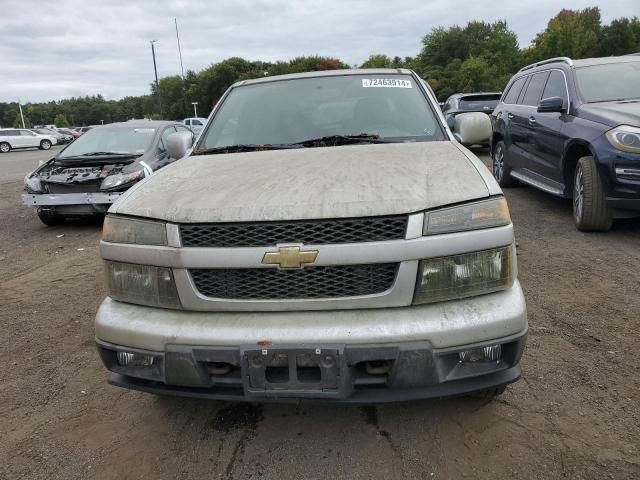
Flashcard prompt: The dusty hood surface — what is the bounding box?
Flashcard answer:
[112,141,490,222]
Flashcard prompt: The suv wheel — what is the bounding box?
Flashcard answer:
[37,209,64,226]
[573,156,613,232]
[39,140,52,150]
[492,140,517,187]
[0,142,10,153]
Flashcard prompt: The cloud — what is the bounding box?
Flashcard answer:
[0,0,633,102]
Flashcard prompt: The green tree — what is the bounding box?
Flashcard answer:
[415,20,521,99]
[360,54,394,68]
[525,7,602,63]
[600,17,640,56]
[54,113,69,127]
[13,113,31,128]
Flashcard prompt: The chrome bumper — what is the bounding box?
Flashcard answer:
[22,192,122,207]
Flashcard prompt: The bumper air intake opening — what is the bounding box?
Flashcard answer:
[265,366,290,384]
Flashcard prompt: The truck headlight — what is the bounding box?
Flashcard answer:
[424,197,510,235]
[606,125,640,154]
[102,215,166,245]
[100,170,143,191]
[413,244,515,305]
[104,261,182,309]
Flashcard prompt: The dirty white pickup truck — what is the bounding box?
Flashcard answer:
[95,69,527,403]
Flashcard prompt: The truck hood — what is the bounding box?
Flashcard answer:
[578,101,640,128]
[112,141,490,222]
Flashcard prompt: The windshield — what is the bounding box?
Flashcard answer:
[59,126,156,158]
[458,96,499,111]
[576,61,640,103]
[200,74,445,149]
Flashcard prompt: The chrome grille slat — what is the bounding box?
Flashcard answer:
[179,216,408,247]
[190,264,399,300]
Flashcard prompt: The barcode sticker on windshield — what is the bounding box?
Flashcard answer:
[362,78,412,88]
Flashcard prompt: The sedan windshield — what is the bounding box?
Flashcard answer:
[199,74,445,149]
[59,126,156,159]
[576,61,640,103]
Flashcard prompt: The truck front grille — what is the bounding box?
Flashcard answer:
[179,215,408,247]
[189,264,399,300]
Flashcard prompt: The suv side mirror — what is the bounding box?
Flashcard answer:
[537,96,564,113]
[167,131,193,160]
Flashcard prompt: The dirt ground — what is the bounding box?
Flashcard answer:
[1,150,639,479]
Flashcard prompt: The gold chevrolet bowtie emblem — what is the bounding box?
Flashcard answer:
[262,246,319,269]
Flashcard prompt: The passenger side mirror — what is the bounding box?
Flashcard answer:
[167,131,194,160]
[537,96,564,113]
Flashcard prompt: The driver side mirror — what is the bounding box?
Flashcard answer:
[167,131,194,160]
[537,96,565,113]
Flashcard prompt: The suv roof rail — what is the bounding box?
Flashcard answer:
[518,57,574,73]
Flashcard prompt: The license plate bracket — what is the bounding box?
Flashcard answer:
[240,345,349,398]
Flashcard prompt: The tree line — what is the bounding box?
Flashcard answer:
[1,7,638,128]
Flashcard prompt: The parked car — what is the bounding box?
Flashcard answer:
[491,55,640,231]
[57,127,81,139]
[182,117,207,134]
[31,127,72,144]
[95,69,527,403]
[22,120,192,225]
[0,128,57,153]
[74,126,94,135]
[442,92,501,146]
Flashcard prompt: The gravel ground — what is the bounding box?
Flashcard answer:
[1,148,639,479]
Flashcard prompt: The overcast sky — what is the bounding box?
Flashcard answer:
[0,0,633,103]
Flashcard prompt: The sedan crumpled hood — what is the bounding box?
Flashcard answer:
[112,141,490,222]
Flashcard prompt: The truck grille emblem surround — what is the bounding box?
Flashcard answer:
[262,246,319,269]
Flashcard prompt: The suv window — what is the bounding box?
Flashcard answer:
[191,119,203,126]
[542,70,568,106]
[19,130,35,136]
[503,77,526,104]
[521,72,550,106]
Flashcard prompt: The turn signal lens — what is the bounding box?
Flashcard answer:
[424,197,510,235]
[102,215,167,246]
[458,344,502,363]
[117,351,155,367]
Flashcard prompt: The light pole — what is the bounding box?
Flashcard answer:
[17,98,26,128]
[150,40,163,119]
[191,102,198,118]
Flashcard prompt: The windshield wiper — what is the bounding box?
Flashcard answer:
[192,144,301,156]
[290,133,393,147]
[192,134,395,156]
[77,152,140,157]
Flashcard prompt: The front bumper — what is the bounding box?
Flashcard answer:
[22,192,122,207]
[95,282,527,402]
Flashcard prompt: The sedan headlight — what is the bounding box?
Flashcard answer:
[413,244,515,305]
[104,261,181,309]
[25,176,42,193]
[102,215,166,245]
[100,170,144,191]
[606,125,640,154]
[424,197,510,235]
